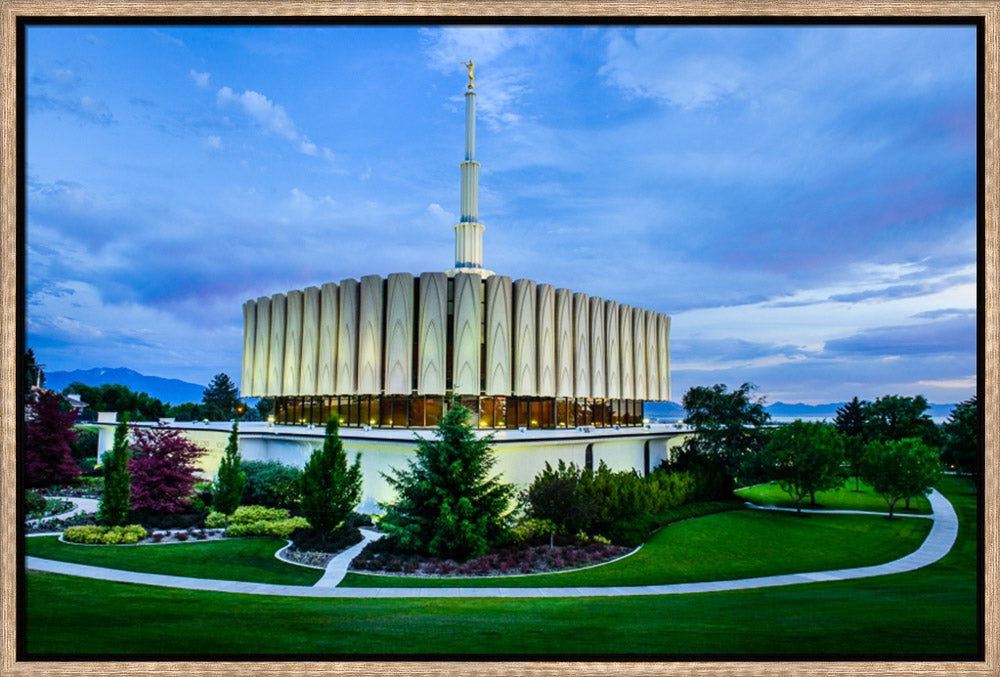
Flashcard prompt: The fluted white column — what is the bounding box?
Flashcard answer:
[252,296,271,397]
[283,290,303,395]
[452,272,482,394]
[317,283,339,394]
[536,283,556,397]
[300,287,320,396]
[418,273,447,395]
[384,273,414,395]
[554,288,573,398]
[513,279,537,396]
[485,275,512,395]
[590,297,605,399]
[573,292,590,398]
[267,293,286,396]
[357,275,384,395]
[241,300,256,398]
[336,278,359,395]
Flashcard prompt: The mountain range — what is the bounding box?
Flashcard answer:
[45,367,208,406]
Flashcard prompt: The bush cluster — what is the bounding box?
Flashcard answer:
[63,524,147,544]
[290,522,363,553]
[351,539,628,577]
[24,490,47,515]
[226,517,310,539]
[241,460,302,509]
[522,461,696,546]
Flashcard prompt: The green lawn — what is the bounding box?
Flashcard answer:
[22,476,978,657]
[341,509,931,588]
[736,477,932,514]
[25,536,323,586]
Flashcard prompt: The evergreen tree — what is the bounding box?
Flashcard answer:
[25,389,80,488]
[834,396,869,491]
[98,417,132,526]
[202,373,240,420]
[380,402,514,561]
[213,420,247,528]
[941,396,979,486]
[24,348,45,402]
[299,417,362,546]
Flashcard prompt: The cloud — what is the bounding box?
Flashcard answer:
[190,69,210,87]
[29,92,115,125]
[151,29,185,49]
[216,85,335,160]
[204,135,222,150]
[821,317,975,358]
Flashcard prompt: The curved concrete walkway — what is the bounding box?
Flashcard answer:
[25,495,99,527]
[25,489,958,599]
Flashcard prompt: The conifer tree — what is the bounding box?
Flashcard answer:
[380,402,514,561]
[299,417,362,546]
[213,420,246,528]
[98,417,132,526]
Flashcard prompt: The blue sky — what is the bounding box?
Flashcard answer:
[25,24,978,405]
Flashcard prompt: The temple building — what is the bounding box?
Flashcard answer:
[98,67,685,513]
[239,64,672,433]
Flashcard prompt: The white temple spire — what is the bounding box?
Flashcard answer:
[448,60,493,278]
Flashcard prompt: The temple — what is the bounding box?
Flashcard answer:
[239,68,671,432]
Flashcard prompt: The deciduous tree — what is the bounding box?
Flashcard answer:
[299,417,362,545]
[764,420,845,513]
[866,394,940,447]
[380,402,514,561]
[861,438,942,518]
[675,383,770,498]
[128,425,205,515]
[25,389,80,488]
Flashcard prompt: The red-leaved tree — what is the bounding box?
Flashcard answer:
[128,426,205,514]
[25,389,80,488]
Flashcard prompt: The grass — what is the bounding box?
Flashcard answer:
[340,508,932,588]
[735,477,932,514]
[22,475,978,657]
[25,536,323,586]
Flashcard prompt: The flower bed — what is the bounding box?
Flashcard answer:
[26,498,75,521]
[278,548,336,569]
[26,511,96,534]
[350,541,631,577]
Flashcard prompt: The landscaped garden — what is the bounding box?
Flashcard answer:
[21,381,980,657]
[23,474,977,656]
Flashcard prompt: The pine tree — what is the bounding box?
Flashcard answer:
[213,420,246,528]
[299,417,362,546]
[202,373,240,420]
[834,396,869,491]
[98,417,132,526]
[380,401,514,561]
[25,389,80,488]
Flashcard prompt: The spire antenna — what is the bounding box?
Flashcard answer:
[448,61,493,278]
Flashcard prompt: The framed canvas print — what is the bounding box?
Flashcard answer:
[3,1,995,675]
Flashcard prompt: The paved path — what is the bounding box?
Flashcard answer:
[313,528,383,587]
[25,496,99,526]
[25,489,958,599]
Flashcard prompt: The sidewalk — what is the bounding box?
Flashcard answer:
[25,496,99,527]
[25,489,958,599]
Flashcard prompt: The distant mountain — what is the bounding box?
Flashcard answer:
[646,400,958,423]
[45,367,207,406]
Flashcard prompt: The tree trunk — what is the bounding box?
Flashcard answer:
[855,475,860,492]
[809,489,816,506]
[905,496,911,509]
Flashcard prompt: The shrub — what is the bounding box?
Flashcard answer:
[63,524,147,545]
[225,517,310,539]
[98,419,131,527]
[242,460,301,509]
[291,522,362,553]
[25,490,47,515]
[230,505,290,524]
[212,421,245,526]
[205,511,226,528]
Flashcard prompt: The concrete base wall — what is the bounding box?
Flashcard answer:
[95,420,693,514]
